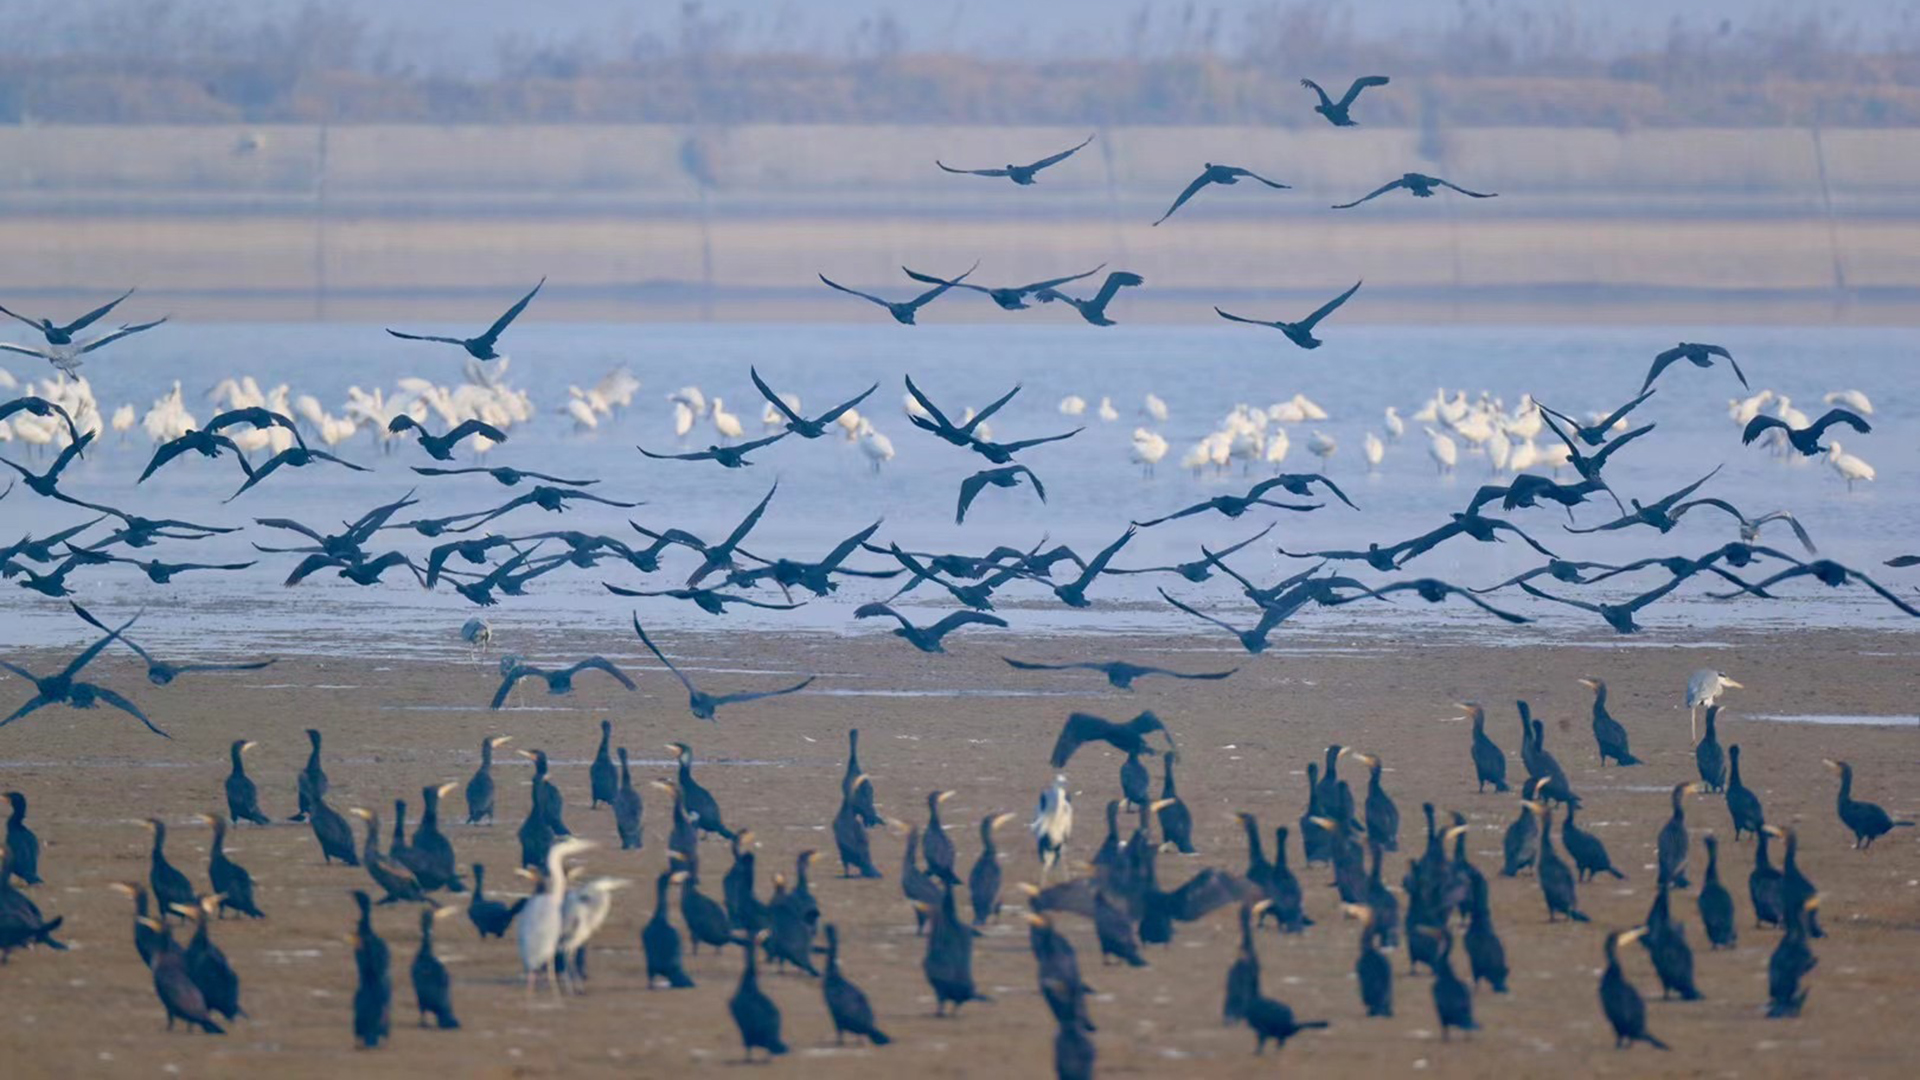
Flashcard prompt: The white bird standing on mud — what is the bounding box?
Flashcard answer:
[519,837,594,998]
[1426,427,1457,474]
[1363,431,1384,472]
[557,876,630,993]
[1031,774,1072,884]
[710,398,744,440]
[1827,442,1875,492]
[1130,428,1167,476]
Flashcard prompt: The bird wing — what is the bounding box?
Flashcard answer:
[1331,179,1404,209]
[1339,75,1391,107]
[809,382,878,427]
[637,444,708,461]
[1640,352,1683,392]
[1003,657,1076,673]
[1023,465,1047,502]
[1299,78,1334,107]
[908,262,977,308]
[748,366,807,425]
[1213,307,1281,329]
[46,430,94,479]
[1161,666,1238,681]
[1434,177,1497,198]
[411,466,483,477]
[386,330,466,347]
[994,427,1082,455]
[477,278,544,345]
[448,418,509,445]
[1152,172,1216,226]
[956,470,993,524]
[1853,569,1920,618]
[520,469,595,486]
[1754,511,1817,554]
[568,655,637,690]
[936,161,1012,177]
[61,287,137,334]
[727,593,804,611]
[927,611,1010,638]
[1209,523,1277,561]
[1595,388,1657,431]
[1658,464,1725,509]
[852,601,913,631]
[720,483,779,551]
[1724,354,1748,388]
[0,302,41,332]
[1232,167,1292,189]
[1516,581,1600,614]
[961,383,1023,434]
[818,520,884,571]
[311,449,370,472]
[1584,424,1654,475]
[1740,415,1789,445]
[84,683,169,736]
[1049,712,1111,767]
[0,692,54,729]
[77,318,166,352]
[1089,272,1144,309]
[489,666,533,708]
[1448,587,1532,623]
[1296,280,1363,331]
[1078,525,1137,582]
[60,612,138,681]
[901,266,992,295]
[1131,501,1211,529]
[176,658,276,674]
[0,342,59,362]
[1157,588,1240,638]
[1020,265,1106,293]
[1805,408,1870,441]
[818,274,891,307]
[711,676,816,708]
[66,601,155,666]
[904,374,959,433]
[732,432,788,456]
[136,434,200,483]
[1027,134,1095,171]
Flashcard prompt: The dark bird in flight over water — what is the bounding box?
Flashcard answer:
[1152,165,1291,226]
[1215,281,1362,350]
[0,396,82,444]
[410,464,595,487]
[0,287,136,345]
[490,657,636,709]
[854,603,1009,653]
[386,278,543,360]
[906,375,1022,448]
[1742,409,1869,457]
[70,602,274,685]
[639,432,787,469]
[1049,711,1173,767]
[1667,499,1816,553]
[1301,76,1390,126]
[0,318,167,373]
[387,416,508,461]
[749,368,876,439]
[1332,174,1496,209]
[1,611,166,735]
[1034,272,1145,327]
[632,615,814,721]
[957,465,1046,523]
[902,265,1105,311]
[937,134,1094,184]
[225,446,369,501]
[819,266,976,325]
[1535,390,1656,447]
[1642,343,1745,394]
[1566,466,1723,536]
[2,430,94,501]
[1003,657,1237,690]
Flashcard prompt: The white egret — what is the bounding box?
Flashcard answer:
[1058,395,1086,416]
[1030,774,1072,885]
[1096,396,1119,422]
[1827,442,1875,491]
[1822,389,1873,415]
[1142,393,1169,422]
[1362,431,1384,471]
[710,398,744,440]
[1383,406,1404,441]
[857,420,894,472]
[1129,428,1167,476]
[1306,430,1336,466]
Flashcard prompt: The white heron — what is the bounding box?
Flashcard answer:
[668,386,707,418]
[1030,774,1072,885]
[1486,427,1512,473]
[1425,427,1457,474]
[1096,396,1119,422]
[1685,670,1743,743]
[1058,395,1086,416]
[1728,389,1774,425]
[672,400,695,438]
[710,398,745,440]
[1142,393,1169,422]
[1383,406,1404,441]
[835,408,863,440]
[1130,428,1167,476]
[1822,389,1873,415]
[1263,427,1290,468]
[857,420,894,472]
[518,837,595,998]
[1362,431,1384,472]
[1306,430,1336,466]
[1827,442,1875,491]
[1292,393,1329,421]
[557,875,630,993]
[110,403,135,439]
[460,617,493,660]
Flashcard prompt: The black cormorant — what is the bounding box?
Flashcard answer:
[1357,752,1400,851]
[1825,758,1914,848]
[968,813,1015,925]
[612,747,643,849]
[4,792,40,884]
[222,742,270,825]
[411,908,459,1028]
[834,776,881,879]
[1640,882,1701,1000]
[351,891,391,1048]
[1426,929,1477,1040]
[401,783,464,892]
[1299,764,1331,866]
[467,864,517,939]
[922,884,990,1013]
[922,790,961,885]
[197,813,263,918]
[725,831,766,935]
[643,868,696,988]
[1463,872,1509,993]
[1345,903,1394,1017]
[1460,703,1509,793]
[1300,75,1390,125]
[349,808,427,904]
[144,818,196,917]
[1048,710,1172,767]
[1501,779,1543,877]
[1562,804,1625,882]
[1578,676,1642,766]
[1768,897,1818,1017]
[1535,804,1589,922]
[385,278,542,360]
[1119,750,1150,811]
[729,930,787,1060]
[140,916,223,1033]
[1698,835,1737,949]
[844,728,883,827]
[1779,828,1823,938]
[1750,827,1785,929]
[292,727,327,823]
[1656,782,1701,890]
[589,719,617,808]
[822,923,892,1045]
[677,856,734,953]
[670,742,737,840]
[1696,706,1727,792]
[1725,744,1766,840]
[178,898,243,1023]
[108,881,158,965]
[1599,927,1667,1049]
[464,735,510,825]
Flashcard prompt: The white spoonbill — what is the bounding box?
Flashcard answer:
[710,398,744,440]
[1827,442,1874,491]
[1142,393,1169,422]
[672,400,695,438]
[1264,426,1290,467]
[1362,431,1384,472]
[1382,406,1404,441]
[1058,395,1086,416]
[1425,427,1457,474]
[1096,396,1119,422]
[1823,389,1873,415]
[857,420,894,472]
[1129,428,1167,476]
[1306,430,1336,466]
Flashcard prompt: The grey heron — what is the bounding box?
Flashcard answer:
[1685,669,1742,742]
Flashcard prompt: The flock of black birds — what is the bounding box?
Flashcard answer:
[1,68,1917,1078]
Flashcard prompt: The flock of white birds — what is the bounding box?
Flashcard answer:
[0,359,1879,494]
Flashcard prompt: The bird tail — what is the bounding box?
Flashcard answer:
[867,1028,893,1046]
[1767,991,1808,1018]
[670,968,696,988]
[1493,780,1510,792]
[1299,1020,1331,1030]
[200,1018,226,1035]
[435,1010,461,1030]
[715,823,739,841]
[1569,910,1591,923]
[1617,753,1642,766]
[32,917,67,949]
[1604,867,1626,880]
[1892,821,1916,829]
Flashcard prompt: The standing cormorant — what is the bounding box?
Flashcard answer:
[222,742,270,825]
[822,923,892,1045]
[922,790,961,885]
[1461,702,1509,793]
[1463,872,1509,993]
[4,792,40,884]
[139,916,223,1033]
[642,869,696,988]
[763,869,819,975]
[292,727,327,823]
[520,749,570,837]
[612,748,643,850]
[1578,677,1642,766]
[1750,827,1785,929]
[1825,758,1914,848]
[1535,804,1589,922]
[351,891,390,1047]
[1656,783,1701,890]
[1725,744,1766,840]
[1119,751,1150,811]
[834,776,881,879]
[108,881,159,966]
[464,735,510,825]
[1300,763,1331,865]
[411,908,459,1028]
[1640,882,1701,1000]
[1426,929,1477,1040]
[1768,897,1819,1017]
[467,864,517,938]
[401,783,463,892]
[669,742,736,840]
[1599,928,1667,1049]
[1697,835,1737,949]
[1696,706,1727,792]
[589,720,617,809]
[844,729,883,827]
[1345,903,1394,1017]
[1356,752,1400,851]
[349,808,427,904]
[679,857,735,953]
[197,814,262,918]
[1779,828,1823,938]
[968,813,1015,925]
[144,818,197,918]
[1224,899,1265,1024]
[1562,804,1625,882]
[308,791,357,865]
[922,884,989,1013]
[179,898,243,1023]
[729,930,787,1060]
[1156,753,1195,854]
[725,831,767,936]
[1501,779,1543,877]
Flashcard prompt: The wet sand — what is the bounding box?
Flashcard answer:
[1,625,1916,1078]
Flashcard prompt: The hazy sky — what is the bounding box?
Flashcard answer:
[24,0,1912,73]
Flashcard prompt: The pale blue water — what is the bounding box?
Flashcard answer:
[1,322,1916,657]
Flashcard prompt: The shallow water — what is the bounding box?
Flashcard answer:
[1746,712,1920,727]
[2,321,1916,654]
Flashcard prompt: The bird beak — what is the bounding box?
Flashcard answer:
[1307,816,1338,830]
[1576,677,1598,689]
[853,774,872,790]
[1443,824,1470,842]
[1761,825,1786,838]
[1023,912,1048,927]
[348,807,371,820]
[1252,899,1275,916]
[937,790,956,804]
[1351,753,1378,768]
[670,870,689,884]
[1339,903,1370,921]
[1822,759,1841,772]
[514,867,538,881]
[432,906,461,922]
[649,780,675,793]
[737,830,756,846]
[136,917,165,932]
[1617,927,1647,947]
[108,882,140,898]
[1149,798,1177,813]
[491,735,513,747]
[193,813,217,826]
[241,740,258,752]
[516,749,538,760]
[1723,679,1744,689]
[1015,883,1041,897]
[1804,896,1821,911]
[1521,801,1547,816]
[990,813,1016,830]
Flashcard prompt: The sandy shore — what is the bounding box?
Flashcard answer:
[0,626,1916,1078]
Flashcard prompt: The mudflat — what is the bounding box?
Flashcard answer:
[0,626,1915,1078]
